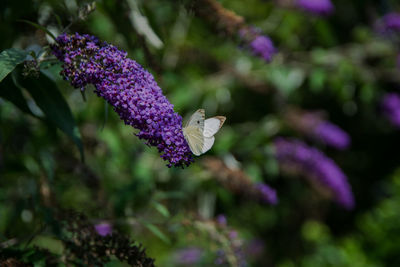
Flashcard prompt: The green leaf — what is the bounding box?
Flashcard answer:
[0,48,29,82]
[101,100,109,131]
[151,202,170,218]
[16,71,84,161]
[53,13,63,29]
[309,68,326,93]
[127,0,163,49]
[18,20,57,42]
[268,67,305,95]
[0,74,35,116]
[153,191,186,200]
[143,223,171,244]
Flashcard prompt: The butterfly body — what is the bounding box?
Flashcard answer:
[183,109,226,156]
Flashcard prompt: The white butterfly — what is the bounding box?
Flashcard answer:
[183,109,226,156]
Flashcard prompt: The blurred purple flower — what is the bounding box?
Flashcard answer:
[255,183,278,205]
[94,222,112,236]
[245,239,265,259]
[228,230,238,240]
[286,109,350,150]
[314,122,351,150]
[274,138,354,209]
[296,0,334,16]
[215,249,226,265]
[376,13,400,34]
[215,249,247,267]
[249,35,276,62]
[215,238,247,267]
[239,27,276,63]
[174,247,204,265]
[51,33,194,167]
[216,214,227,226]
[381,93,400,128]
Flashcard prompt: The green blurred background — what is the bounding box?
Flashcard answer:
[1,0,400,266]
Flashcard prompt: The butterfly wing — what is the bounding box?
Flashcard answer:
[203,116,226,138]
[201,136,215,154]
[186,109,205,131]
[183,125,204,156]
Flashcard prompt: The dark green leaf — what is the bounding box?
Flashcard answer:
[151,201,170,218]
[16,71,84,161]
[143,223,171,244]
[0,48,29,82]
[0,74,34,116]
[53,13,63,29]
[153,191,186,200]
[309,68,326,93]
[101,100,109,131]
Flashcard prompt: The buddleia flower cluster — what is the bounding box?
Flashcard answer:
[285,109,351,150]
[51,33,194,167]
[296,0,334,16]
[274,138,354,209]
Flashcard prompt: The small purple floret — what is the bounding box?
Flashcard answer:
[315,122,351,150]
[51,33,194,167]
[239,27,276,63]
[255,183,278,205]
[381,93,400,128]
[274,138,354,209]
[216,214,227,226]
[249,35,276,62]
[296,0,334,16]
[94,222,112,236]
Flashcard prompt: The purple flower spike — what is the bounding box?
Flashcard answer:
[285,109,351,150]
[296,0,334,16]
[274,138,354,209]
[255,183,278,205]
[381,93,400,128]
[51,33,194,167]
[95,222,112,236]
[315,122,351,150]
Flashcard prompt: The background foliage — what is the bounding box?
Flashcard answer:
[1,0,400,266]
